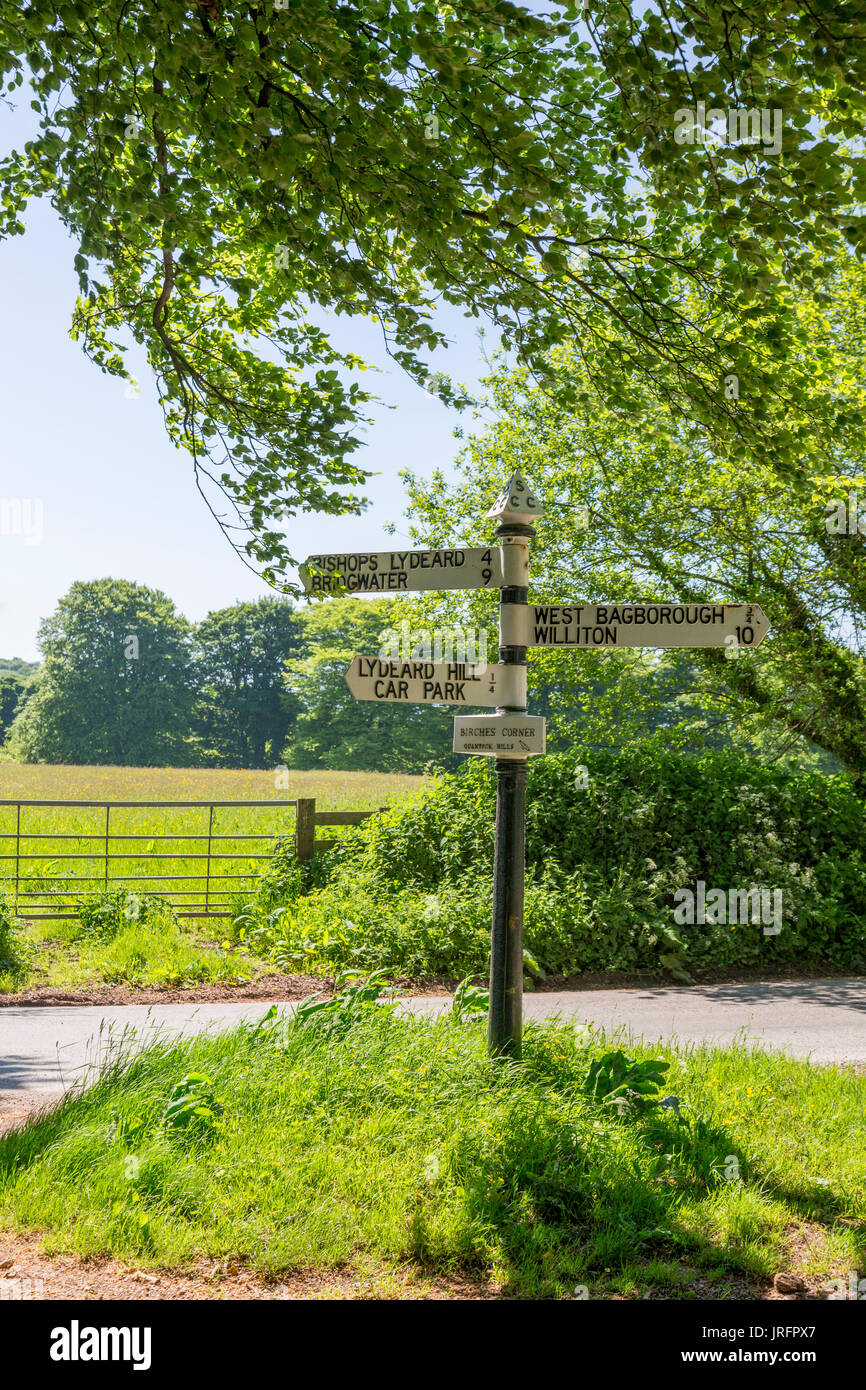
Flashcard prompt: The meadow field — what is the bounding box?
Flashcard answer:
[0,764,426,993]
[0,763,424,806]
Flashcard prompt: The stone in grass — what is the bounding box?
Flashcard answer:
[773,1272,807,1294]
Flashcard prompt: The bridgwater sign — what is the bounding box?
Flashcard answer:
[301,546,503,594]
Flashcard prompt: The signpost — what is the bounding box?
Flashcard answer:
[301,546,506,594]
[501,602,770,650]
[309,470,772,1061]
[344,656,524,707]
[453,714,547,758]
[483,475,542,1059]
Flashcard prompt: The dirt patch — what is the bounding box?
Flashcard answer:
[0,1094,45,1137]
[532,964,866,992]
[0,1231,498,1301]
[0,1231,840,1301]
[388,965,866,994]
[0,973,332,1008]
[2,965,862,1009]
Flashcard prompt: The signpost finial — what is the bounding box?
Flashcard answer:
[486,471,545,524]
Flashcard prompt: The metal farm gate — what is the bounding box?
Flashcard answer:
[0,797,382,920]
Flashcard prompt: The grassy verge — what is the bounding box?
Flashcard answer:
[6,915,247,993]
[0,891,256,994]
[2,989,863,1298]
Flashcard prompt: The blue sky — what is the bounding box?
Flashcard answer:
[0,96,495,661]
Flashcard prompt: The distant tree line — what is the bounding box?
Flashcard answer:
[3,578,832,776]
[0,580,464,772]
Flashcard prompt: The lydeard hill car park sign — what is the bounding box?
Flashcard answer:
[301,474,770,1058]
[344,656,524,707]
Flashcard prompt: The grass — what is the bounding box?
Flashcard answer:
[7,909,248,993]
[0,886,260,994]
[0,763,424,804]
[2,996,863,1298]
[0,765,425,991]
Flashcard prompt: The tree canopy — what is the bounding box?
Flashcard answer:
[9,578,196,764]
[0,673,25,739]
[403,240,866,782]
[3,2,866,580]
[194,596,299,766]
[283,596,458,771]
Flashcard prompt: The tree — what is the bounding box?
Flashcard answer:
[9,579,195,764]
[194,597,299,767]
[0,658,38,680]
[3,2,865,579]
[284,598,457,772]
[0,673,24,739]
[402,243,866,782]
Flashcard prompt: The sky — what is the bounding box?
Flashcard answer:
[0,100,497,662]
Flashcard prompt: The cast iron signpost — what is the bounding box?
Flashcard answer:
[301,472,771,1060]
[484,474,545,1058]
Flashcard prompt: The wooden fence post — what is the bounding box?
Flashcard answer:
[295,798,316,863]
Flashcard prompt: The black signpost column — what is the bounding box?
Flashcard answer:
[487,478,542,1059]
[489,757,528,1057]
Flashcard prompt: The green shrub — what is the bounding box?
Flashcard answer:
[236,747,866,980]
[241,837,335,918]
[161,1072,225,1140]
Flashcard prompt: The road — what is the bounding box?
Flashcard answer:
[1,978,863,1116]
